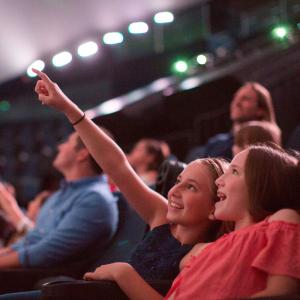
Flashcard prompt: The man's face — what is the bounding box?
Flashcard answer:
[230,85,263,123]
[127,141,152,168]
[52,132,79,173]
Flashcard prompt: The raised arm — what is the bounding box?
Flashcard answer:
[0,248,21,268]
[0,183,34,232]
[32,69,168,228]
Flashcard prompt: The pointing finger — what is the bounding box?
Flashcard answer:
[32,68,53,84]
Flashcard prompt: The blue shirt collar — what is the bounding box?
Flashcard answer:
[60,175,106,189]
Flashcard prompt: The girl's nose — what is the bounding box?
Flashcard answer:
[168,184,180,199]
[215,174,224,187]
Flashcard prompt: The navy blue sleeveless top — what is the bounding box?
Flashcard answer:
[129,224,193,280]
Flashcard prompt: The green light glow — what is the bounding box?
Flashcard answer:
[271,26,289,39]
[0,100,11,112]
[173,60,188,73]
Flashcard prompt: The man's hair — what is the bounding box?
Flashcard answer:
[73,127,115,175]
[74,136,103,174]
[245,143,300,221]
[141,139,170,172]
[244,82,276,123]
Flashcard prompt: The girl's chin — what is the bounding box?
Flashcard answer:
[166,211,184,225]
[212,209,222,220]
[166,212,176,223]
[208,213,216,220]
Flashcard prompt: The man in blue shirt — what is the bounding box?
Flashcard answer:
[0,131,118,267]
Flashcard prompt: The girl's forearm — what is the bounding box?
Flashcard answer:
[61,99,132,186]
[115,266,164,300]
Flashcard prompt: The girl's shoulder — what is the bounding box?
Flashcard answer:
[179,243,210,270]
[190,242,211,255]
[269,209,300,224]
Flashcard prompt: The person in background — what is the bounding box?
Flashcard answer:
[185,82,280,162]
[0,131,118,268]
[127,138,170,186]
[232,120,281,156]
[0,187,51,246]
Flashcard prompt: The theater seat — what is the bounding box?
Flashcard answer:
[155,159,186,198]
[42,279,172,300]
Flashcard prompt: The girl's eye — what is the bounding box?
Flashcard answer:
[232,169,238,175]
[175,178,181,185]
[187,184,196,191]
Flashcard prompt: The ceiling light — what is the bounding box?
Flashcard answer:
[77,41,98,57]
[196,54,208,65]
[27,60,45,77]
[128,22,149,34]
[172,60,188,74]
[154,12,174,24]
[103,32,124,45]
[52,51,72,67]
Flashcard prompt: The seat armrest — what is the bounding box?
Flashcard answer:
[0,266,83,294]
[41,279,172,300]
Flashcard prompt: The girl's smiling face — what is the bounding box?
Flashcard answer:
[166,161,216,227]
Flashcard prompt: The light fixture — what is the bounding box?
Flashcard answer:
[98,99,124,115]
[77,41,98,57]
[128,22,149,34]
[271,25,289,40]
[52,51,72,67]
[172,60,188,74]
[0,100,10,112]
[196,54,208,65]
[103,32,124,45]
[154,12,174,24]
[179,77,202,91]
[27,60,45,77]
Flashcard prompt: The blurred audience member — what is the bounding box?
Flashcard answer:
[0,187,51,246]
[185,82,279,161]
[232,120,281,156]
[0,131,118,269]
[127,138,170,186]
[0,210,14,247]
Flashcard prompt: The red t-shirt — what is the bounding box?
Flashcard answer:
[165,220,300,300]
